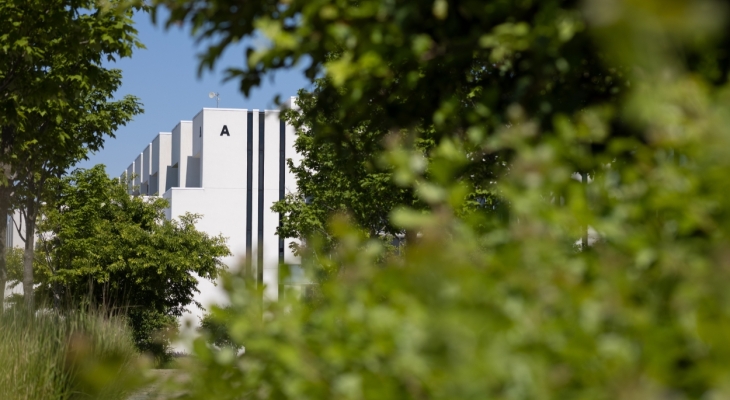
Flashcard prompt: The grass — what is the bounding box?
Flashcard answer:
[0,306,146,400]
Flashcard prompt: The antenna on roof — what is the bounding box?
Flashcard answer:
[208,92,220,108]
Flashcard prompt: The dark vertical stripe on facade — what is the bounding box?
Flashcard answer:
[278,117,285,296]
[246,112,253,274]
[257,112,265,287]
[279,118,285,263]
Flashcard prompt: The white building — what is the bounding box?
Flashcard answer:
[3,211,25,303]
[121,100,302,317]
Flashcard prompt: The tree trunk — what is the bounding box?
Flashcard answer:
[22,201,36,309]
[0,201,7,312]
[581,171,589,249]
[0,183,10,312]
[405,228,418,247]
[0,126,16,311]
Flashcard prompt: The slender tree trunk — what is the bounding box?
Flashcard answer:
[0,201,7,312]
[581,171,589,249]
[405,228,418,249]
[0,178,11,312]
[22,201,36,309]
[0,123,15,310]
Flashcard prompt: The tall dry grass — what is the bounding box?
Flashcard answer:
[0,307,144,400]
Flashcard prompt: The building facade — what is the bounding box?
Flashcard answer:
[121,100,302,316]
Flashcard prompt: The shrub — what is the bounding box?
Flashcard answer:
[200,306,242,350]
[30,165,230,361]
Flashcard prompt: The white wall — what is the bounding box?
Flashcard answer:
[170,121,192,191]
[12,105,303,310]
[191,111,205,188]
[185,157,201,188]
[151,133,171,196]
[163,186,247,314]
[199,108,248,189]
[250,110,261,285]
[262,110,282,299]
[284,106,300,266]
[192,110,203,161]
[126,163,134,194]
[125,107,301,323]
[3,210,27,304]
[133,154,142,195]
[8,209,23,251]
[142,144,151,195]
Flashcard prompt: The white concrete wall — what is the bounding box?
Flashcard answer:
[133,154,142,195]
[123,106,301,322]
[170,121,192,191]
[262,110,281,299]
[199,108,247,189]
[192,111,203,161]
[250,110,261,284]
[8,209,23,251]
[151,133,171,196]
[119,170,126,183]
[164,186,247,313]
[170,108,252,306]
[142,144,151,195]
[280,97,304,286]
[189,112,203,188]
[126,163,134,194]
[284,106,300,266]
[3,210,27,304]
[185,157,201,188]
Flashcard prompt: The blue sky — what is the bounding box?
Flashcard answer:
[76,10,310,175]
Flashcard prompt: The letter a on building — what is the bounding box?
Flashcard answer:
[220,125,230,136]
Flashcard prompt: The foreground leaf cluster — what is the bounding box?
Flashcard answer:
[152,0,730,398]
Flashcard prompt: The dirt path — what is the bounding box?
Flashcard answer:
[127,370,184,400]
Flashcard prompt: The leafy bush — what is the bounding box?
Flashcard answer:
[200,306,241,350]
[128,308,179,365]
[30,165,230,360]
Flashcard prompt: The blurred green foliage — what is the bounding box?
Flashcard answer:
[199,307,242,350]
[5,247,23,285]
[152,0,730,398]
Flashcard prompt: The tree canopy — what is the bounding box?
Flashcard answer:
[157,0,624,145]
[156,0,613,257]
[272,80,426,258]
[0,0,144,307]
